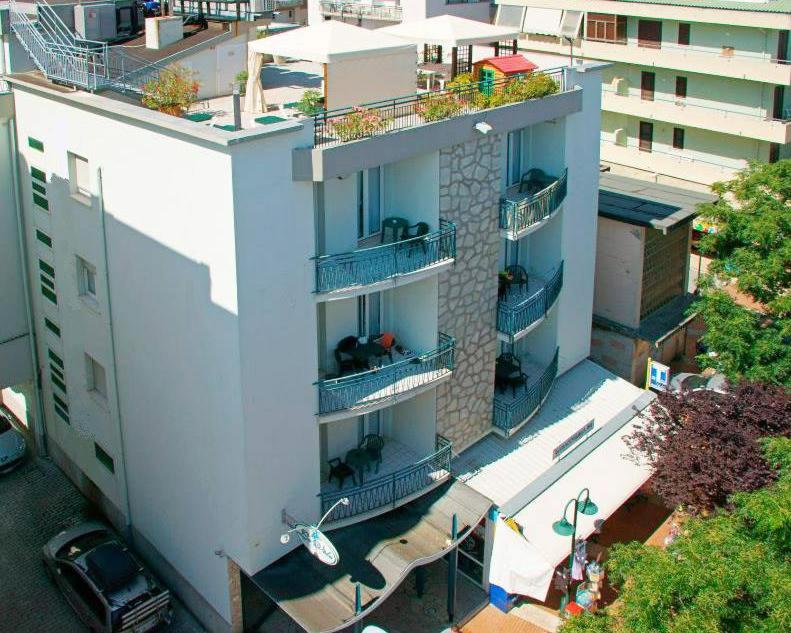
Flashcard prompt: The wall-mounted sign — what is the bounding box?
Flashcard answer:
[647,359,670,392]
[292,523,340,566]
[553,420,594,460]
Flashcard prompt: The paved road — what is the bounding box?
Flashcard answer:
[0,453,206,632]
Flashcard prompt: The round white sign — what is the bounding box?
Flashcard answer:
[293,523,340,566]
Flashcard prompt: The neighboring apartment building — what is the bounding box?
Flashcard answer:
[310,0,491,28]
[591,172,713,385]
[1,5,657,632]
[494,0,791,189]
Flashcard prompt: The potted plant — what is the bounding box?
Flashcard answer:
[296,89,324,116]
[329,107,391,142]
[141,65,200,117]
[415,92,463,122]
[235,70,248,96]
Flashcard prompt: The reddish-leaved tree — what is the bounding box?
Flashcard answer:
[627,381,790,513]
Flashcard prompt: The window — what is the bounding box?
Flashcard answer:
[639,121,654,152]
[673,127,685,150]
[30,166,49,211]
[76,257,97,300]
[57,564,107,622]
[85,354,107,400]
[586,13,627,43]
[53,393,69,424]
[678,23,690,46]
[638,20,662,48]
[769,143,780,163]
[94,442,115,473]
[640,72,655,101]
[773,85,785,120]
[44,317,61,337]
[28,137,44,152]
[68,153,91,200]
[778,30,789,62]
[675,76,688,98]
[36,230,52,248]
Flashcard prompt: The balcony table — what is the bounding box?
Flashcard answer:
[345,448,373,485]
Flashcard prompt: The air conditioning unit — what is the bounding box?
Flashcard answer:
[612,77,628,96]
[614,128,627,147]
[74,3,117,42]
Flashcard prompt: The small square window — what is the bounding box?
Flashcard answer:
[68,153,91,200]
[85,354,107,400]
[673,127,685,150]
[77,257,97,300]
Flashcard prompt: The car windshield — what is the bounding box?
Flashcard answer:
[85,543,141,592]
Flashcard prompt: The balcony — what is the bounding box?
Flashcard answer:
[319,0,403,22]
[315,220,456,300]
[318,333,455,419]
[500,170,567,241]
[493,348,559,437]
[319,435,452,526]
[497,263,563,341]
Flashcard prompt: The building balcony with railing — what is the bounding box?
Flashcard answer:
[493,347,559,437]
[500,169,567,241]
[497,262,563,342]
[314,219,456,300]
[317,332,454,420]
[319,434,452,527]
[319,0,403,22]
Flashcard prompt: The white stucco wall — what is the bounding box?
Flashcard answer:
[326,49,416,109]
[593,217,644,328]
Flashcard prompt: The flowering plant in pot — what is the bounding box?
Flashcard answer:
[141,65,200,117]
[415,92,463,122]
[329,107,391,142]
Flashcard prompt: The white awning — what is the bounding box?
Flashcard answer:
[512,416,653,568]
[522,8,563,36]
[247,20,415,64]
[496,5,525,29]
[560,10,584,39]
[379,15,519,48]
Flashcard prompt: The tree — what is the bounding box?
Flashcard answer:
[627,383,790,514]
[693,160,791,386]
[560,437,791,633]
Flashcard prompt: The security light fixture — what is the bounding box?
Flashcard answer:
[474,121,492,135]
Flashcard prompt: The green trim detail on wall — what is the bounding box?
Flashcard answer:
[38,260,55,277]
[28,137,44,151]
[32,181,46,195]
[41,285,57,304]
[44,318,61,337]
[94,443,115,473]
[51,372,67,393]
[36,230,52,247]
[33,193,49,211]
[50,364,64,381]
[31,166,46,182]
[54,404,70,424]
[40,273,55,290]
[53,393,68,411]
[48,349,64,368]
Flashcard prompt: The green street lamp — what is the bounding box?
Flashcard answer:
[552,488,598,611]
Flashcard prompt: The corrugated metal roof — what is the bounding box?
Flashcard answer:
[454,360,649,510]
[603,0,791,14]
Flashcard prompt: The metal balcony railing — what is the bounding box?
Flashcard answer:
[314,219,456,294]
[313,68,567,147]
[319,434,452,523]
[319,1,402,22]
[500,169,567,239]
[493,348,558,435]
[318,333,455,415]
[497,263,563,337]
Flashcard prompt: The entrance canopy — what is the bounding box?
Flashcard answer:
[251,481,491,633]
[247,20,415,63]
[379,15,520,48]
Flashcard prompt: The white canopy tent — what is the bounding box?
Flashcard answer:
[244,21,416,113]
[379,14,520,49]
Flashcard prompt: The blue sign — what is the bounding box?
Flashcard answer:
[648,360,670,391]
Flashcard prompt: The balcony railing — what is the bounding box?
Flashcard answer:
[497,263,563,337]
[500,169,567,239]
[315,219,456,294]
[313,68,567,147]
[318,333,455,415]
[319,1,402,21]
[493,348,558,435]
[319,435,452,523]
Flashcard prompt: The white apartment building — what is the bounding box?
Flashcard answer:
[310,0,491,29]
[1,7,657,633]
[494,0,791,189]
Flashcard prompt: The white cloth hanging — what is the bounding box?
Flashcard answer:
[244,48,267,114]
[571,538,587,581]
[488,516,555,601]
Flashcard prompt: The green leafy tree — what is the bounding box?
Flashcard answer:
[693,160,791,385]
[560,437,791,633]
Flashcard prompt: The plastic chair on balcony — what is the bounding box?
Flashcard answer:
[401,222,430,255]
[335,335,361,374]
[519,168,550,196]
[505,265,528,293]
[327,457,356,489]
[359,434,385,473]
[381,217,409,244]
[495,353,528,396]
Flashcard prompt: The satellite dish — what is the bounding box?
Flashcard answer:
[280,497,348,566]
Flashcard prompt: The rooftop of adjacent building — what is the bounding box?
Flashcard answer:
[597,0,791,14]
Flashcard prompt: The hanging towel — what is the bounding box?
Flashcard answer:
[571,539,587,581]
[488,516,555,601]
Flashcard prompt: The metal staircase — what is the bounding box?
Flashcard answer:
[8,0,167,94]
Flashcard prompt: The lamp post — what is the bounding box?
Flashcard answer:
[552,488,598,612]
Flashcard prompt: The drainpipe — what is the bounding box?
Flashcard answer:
[97,167,133,531]
[7,107,47,456]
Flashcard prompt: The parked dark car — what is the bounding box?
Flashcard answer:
[43,522,172,632]
[0,408,26,473]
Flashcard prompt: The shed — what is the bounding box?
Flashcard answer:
[472,55,538,83]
